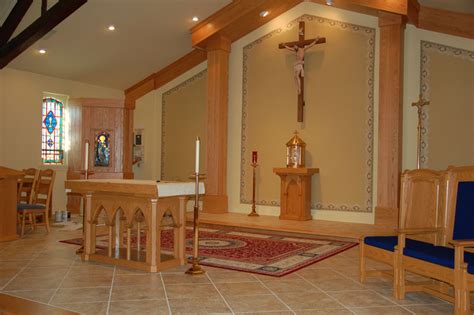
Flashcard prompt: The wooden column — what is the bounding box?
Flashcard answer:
[375,12,406,227]
[203,35,231,213]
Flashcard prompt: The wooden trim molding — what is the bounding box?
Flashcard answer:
[191,0,301,48]
[124,49,207,102]
[418,6,474,40]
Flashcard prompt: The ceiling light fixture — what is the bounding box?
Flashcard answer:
[192,16,199,22]
[38,49,46,54]
[326,0,333,6]
[108,25,116,31]
[260,10,269,17]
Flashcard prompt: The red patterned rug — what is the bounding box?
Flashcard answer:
[61,226,357,277]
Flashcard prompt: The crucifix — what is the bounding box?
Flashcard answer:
[279,21,326,122]
[412,94,430,169]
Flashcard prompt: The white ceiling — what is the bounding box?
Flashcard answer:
[1,0,472,91]
[3,0,231,90]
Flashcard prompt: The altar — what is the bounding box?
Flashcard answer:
[65,179,204,272]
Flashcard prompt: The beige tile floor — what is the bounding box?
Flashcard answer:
[0,225,468,315]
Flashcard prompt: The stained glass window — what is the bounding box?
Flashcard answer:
[41,97,64,165]
[95,131,111,167]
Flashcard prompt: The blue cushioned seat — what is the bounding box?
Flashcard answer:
[404,244,474,270]
[364,236,433,252]
[468,264,474,275]
[453,182,474,240]
[17,203,46,211]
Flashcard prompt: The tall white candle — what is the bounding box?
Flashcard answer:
[195,137,200,174]
[84,141,89,171]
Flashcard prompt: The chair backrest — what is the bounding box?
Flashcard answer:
[443,166,474,243]
[399,169,445,245]
[17,168,39,204]
[32,169,56,209]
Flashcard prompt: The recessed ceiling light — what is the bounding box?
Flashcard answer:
[108,25,116,31]
[326,0,333,6]
[192,16,199,22]
[38,49,46,54]
[259,10,269,17]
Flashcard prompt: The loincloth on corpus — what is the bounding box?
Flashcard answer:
[293,61,304,72]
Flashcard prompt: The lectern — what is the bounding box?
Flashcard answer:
[273,167,319,221]
[0,166,23,241]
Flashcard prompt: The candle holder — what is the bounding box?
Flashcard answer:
[248,162,259,217]
[186,172,206,275]
[77,140,93,255]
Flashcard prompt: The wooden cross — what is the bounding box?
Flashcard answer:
[412,94,430,169]
[279,21,326,122]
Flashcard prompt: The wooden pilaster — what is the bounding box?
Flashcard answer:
[375,12,405,227]
[203,35,231,213]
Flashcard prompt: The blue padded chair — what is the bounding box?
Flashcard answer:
[396,166,474,315]
[359,169,444,291]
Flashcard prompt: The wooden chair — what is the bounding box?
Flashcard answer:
[17,169,56,237]
[17,168,38,204]
[17,168,39,227]
[359,169,444,290]
[396,165,474,314]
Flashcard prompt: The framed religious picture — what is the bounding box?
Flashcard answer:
[93,129,113,171]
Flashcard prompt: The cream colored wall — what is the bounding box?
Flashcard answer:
[161,71,207,181]
[402,26,474,170]
[422,44,473,169]
[241,14,375,215]
[133,91,159,180]
[0,67,123,212]
[228,2,379,224]
[133,62,208,181]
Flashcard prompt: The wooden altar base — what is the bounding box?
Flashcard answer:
[85,248,178,273]
[65,179,204,273]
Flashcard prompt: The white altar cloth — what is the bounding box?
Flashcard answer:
[65,179,205,197]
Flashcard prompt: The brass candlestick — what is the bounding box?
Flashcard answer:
[248,162,259,217]
[412,94,430,169]
[186,172,205,275]
[76,169,94,254]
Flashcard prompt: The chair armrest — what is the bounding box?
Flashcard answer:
[449,239,474,248]
[397,227,441,235]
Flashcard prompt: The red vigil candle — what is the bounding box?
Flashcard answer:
[252,151,258,164]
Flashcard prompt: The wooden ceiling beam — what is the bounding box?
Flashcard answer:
[191,0,301,48]
[407,0,420,25]
[124,49,207,102]
[0,0,33,46]
[0,0,87,69]
[310,0,407,16]
[418,6,474,39]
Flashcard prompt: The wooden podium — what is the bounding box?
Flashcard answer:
[273,167,319,221]
[0,166,23,241]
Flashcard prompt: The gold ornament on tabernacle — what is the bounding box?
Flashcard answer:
[286,131,306,168]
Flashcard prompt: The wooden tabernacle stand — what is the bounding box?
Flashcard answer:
[0,166,23,241]
[65,179,204,272]
[273,167,319,221]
